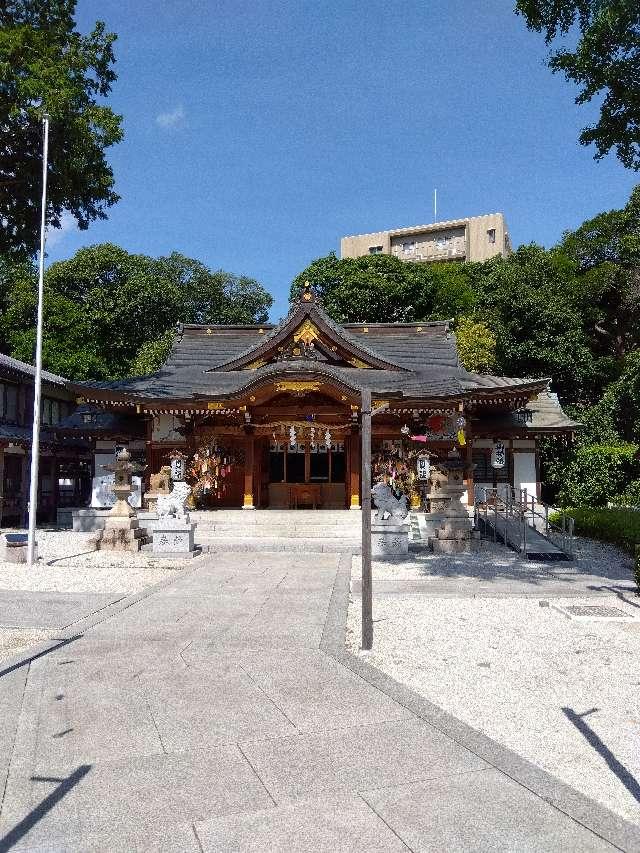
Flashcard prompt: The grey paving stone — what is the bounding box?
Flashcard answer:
[143,667,297,750]
[0,747,273,845]
[236,649,412,731]
[0,591,122,629]
[5,820,201,852]
[28,678,163,766]
[0,668,28,808]
[195,791,408,852]
[362,768,616,852]
[240,718,487,800]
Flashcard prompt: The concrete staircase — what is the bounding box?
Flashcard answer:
[190,509,362,553]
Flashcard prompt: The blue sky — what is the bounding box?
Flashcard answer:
[47,0,638,321]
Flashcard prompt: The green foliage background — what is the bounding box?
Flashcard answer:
[0,244,273,380]
[292,185,640,508]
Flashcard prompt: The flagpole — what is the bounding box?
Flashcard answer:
[27,114,50,567]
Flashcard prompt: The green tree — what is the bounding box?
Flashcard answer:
[131,329,175,376]
[469,245,604,404]
[516,0,640,169]
[560,185,640,360]
[455,317,497,373]
[291,252,474,324]
[0,245,273,380]
[0,0,123,258]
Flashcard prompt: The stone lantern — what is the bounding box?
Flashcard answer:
[96,448,146,551]
[426,461,473,553]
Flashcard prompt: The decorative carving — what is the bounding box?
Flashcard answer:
[293,319,320,345]
[243,358,267,370]
[349,357,371,369]
[274,381,321,394]
[276,335,320,361]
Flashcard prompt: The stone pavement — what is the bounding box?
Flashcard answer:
[0,552,639,852]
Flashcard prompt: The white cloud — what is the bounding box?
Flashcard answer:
[156,105,185,129]
[46,211,77,249]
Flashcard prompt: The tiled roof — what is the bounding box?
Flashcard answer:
[0,353,66,386]
[473,392,580,433]
[73,298,550,405]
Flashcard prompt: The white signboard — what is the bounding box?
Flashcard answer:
[91,475,142,508]
[491,442,506,469]
[416,456,430,481]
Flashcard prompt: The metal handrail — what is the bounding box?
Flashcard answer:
[474,486,574,557]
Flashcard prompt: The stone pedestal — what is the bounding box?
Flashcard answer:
[426,462,473,554]
[72,508,112,532]
[97,515,145,552]
[3,533,36,564]
[371,522,410,558]
[153,520,197,558]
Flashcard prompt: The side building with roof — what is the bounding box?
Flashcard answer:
[0,354,92,526]
[62,284,578,512]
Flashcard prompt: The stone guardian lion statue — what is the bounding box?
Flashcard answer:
[372,481,409,522]
[157,481,191,519]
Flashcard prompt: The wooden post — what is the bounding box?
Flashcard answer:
[349,431,361,509]
[361,388,372,651]
[242,434,255,509]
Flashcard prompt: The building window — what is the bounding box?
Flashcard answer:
[368,245,383,254]
[3,384,18,423]
[402,241,415,254]
[487,228,496,244]
[41,398,52,425]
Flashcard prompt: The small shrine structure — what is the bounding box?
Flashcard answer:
[62,283,578,510]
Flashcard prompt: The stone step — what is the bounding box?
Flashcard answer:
[199,537,361,553]
[196,526,359,538]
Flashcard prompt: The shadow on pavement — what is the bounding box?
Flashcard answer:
[0,635,82,681]
[562,707,640,804]
[0,764,91,851]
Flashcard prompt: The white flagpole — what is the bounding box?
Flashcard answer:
[27,114,50,567]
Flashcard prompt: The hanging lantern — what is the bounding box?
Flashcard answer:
[289,425,297,447]
[324,429,331,448]
[491,441,506,469]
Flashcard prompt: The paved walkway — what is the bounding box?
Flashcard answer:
[0,552,638,851]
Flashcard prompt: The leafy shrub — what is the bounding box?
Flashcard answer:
[613,479,640,508]
[551,507,640,555]
[556,444,640,508]
[635,546,640,594]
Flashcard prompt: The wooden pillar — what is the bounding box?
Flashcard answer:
[349,431,361,509]
[465,418,474,506]
[361,389,372,651]
[242,434,255,509]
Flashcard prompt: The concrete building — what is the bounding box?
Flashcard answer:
[341,213,511,264]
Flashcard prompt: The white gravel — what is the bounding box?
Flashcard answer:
[0,529,187,593]
[347,537,640,825]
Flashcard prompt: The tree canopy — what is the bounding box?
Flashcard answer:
[516,0,640,169]
[0,0,123,258]
[0,244,273,380]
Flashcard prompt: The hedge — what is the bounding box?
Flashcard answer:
[551,507,640,555]
[556,444,640,508]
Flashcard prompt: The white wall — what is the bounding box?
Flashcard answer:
[513,451,537,499]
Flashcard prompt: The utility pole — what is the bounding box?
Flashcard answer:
[361,388,372,650]
[27,114,50,567]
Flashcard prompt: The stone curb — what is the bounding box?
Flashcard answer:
[322,555,640,853]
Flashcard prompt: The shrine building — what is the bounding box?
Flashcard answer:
[63,283,577,511]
